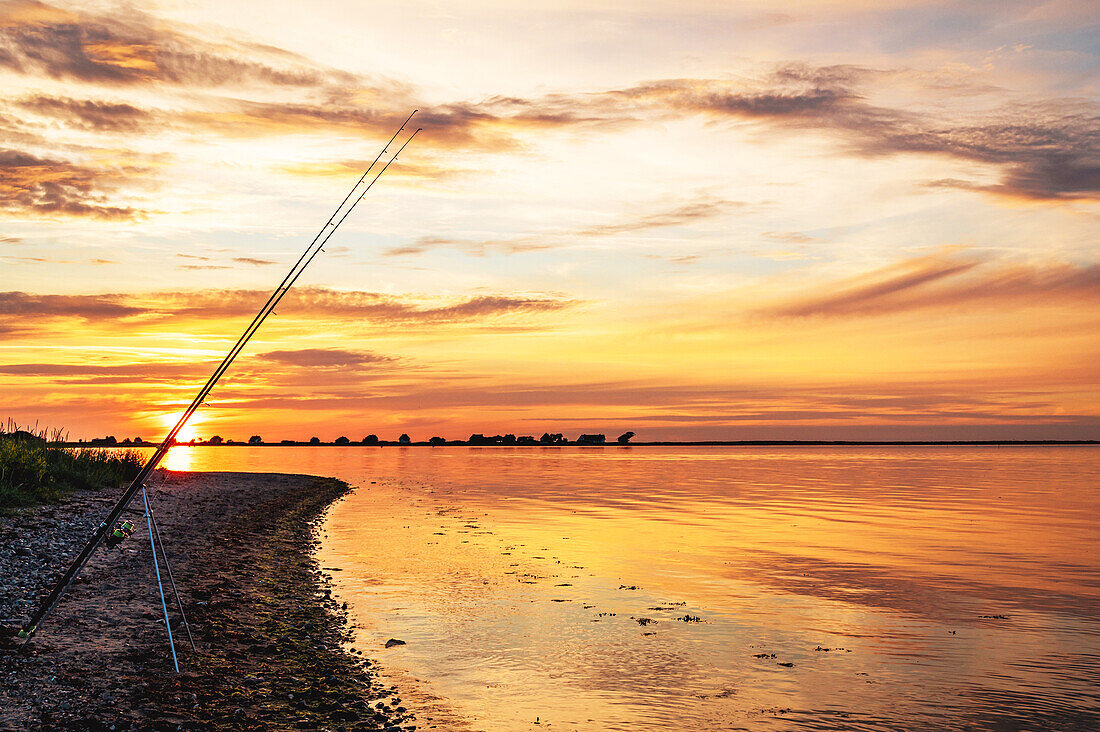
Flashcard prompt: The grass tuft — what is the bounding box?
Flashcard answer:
[0,420,143,510]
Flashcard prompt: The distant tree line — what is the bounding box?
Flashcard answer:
[82,431,637,446]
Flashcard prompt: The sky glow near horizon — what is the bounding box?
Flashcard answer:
[1,0,1098,442]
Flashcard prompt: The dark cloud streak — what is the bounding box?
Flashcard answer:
[762,253,1100,318]
[256,348,392,368]
[0,148,143,219]
[0,287,577,325]
[0,291,144,319]
[385,196,738,256]
[17,96,152,131]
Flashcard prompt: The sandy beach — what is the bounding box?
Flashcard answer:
[0,471,415,732]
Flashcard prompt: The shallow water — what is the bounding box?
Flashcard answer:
[152,446,1099,730]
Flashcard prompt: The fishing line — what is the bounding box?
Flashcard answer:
[147,496,196,652]
[136,471,195,654]
[143,485,179,673]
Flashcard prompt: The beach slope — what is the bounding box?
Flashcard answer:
[0,471,412,731]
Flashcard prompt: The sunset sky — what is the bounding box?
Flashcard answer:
[1,0,1098,441]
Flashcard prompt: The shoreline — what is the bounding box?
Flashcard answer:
[58,440,1100,448]
[0,471,414,731]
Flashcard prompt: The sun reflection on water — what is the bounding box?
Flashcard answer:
[159,446,196,472]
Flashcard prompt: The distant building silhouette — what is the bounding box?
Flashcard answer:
[399,433,411,444]
[539,433,566,444]
[576,434,606,445]
[429,436,446,445]
[335,436,351,445]
[362,435,379,445]
[467,433,526,445]
[309,437,321,445]
[249,435,263,444]
[617,431,635,444]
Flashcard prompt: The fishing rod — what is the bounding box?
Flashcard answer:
[175,127,422,426]
[18,112,421,644]
[135,120,421,449]
[178,127,423,426]
[142,109,419,451]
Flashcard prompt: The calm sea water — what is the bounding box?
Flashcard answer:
[151,446,1099,731]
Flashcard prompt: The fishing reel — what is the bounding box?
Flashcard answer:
[104,520,135,549]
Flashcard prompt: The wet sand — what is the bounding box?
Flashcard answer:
[0,471,415,732]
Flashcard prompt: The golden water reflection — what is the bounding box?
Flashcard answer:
[128,446,1100,730]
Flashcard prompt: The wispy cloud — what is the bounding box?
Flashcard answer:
[0,253,118,266]
[16,96,153,132]
[572,198,735,237]
[0,349,394,386]
[174,252,276,268]
[279,157,478,183]
[762,231,817,244]
[144,288,577,323]
[615,68,1100,202]
[0,361,208,382]
[760,252,1100,318]
[256,348,392,368]
[385,196,739,256]
[0,286,577,325]
[0,291,144,319]
[0,148,145,219]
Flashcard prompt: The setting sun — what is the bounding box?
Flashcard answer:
[161,412,205,444]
